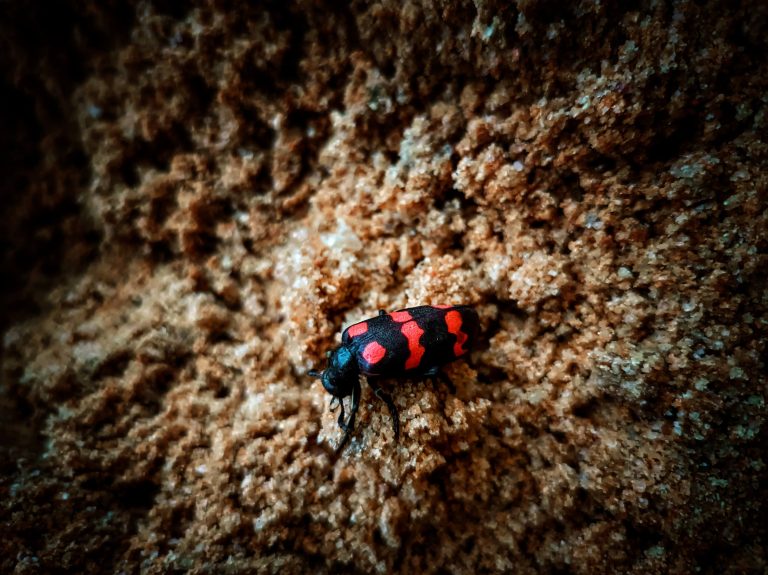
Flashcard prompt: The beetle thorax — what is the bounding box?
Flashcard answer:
[321,345,359,398]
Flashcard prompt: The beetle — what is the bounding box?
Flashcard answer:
[309,305,480,452]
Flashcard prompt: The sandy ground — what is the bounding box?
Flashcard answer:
[1,1,766,573]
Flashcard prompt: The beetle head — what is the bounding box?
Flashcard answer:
[310,345,358,399]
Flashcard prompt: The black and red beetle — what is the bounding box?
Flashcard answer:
[309,305,479,451]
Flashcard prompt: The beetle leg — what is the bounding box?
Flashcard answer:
[336,398,347,430]
[438,371,456,394]
[368,379,399,440]
[378,309,387,316]
[425,367,456,394]
[308,369,322,378]
[335,379,361,453]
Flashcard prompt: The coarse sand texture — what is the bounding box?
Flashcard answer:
[1,2,766,574]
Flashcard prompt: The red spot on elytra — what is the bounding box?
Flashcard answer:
[362,341,386,365]
[445,310,468,357]
[389,310,413,323]
[401,320,425,370]
[346,322,368,338]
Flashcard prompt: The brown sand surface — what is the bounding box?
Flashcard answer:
[1,2,766,573]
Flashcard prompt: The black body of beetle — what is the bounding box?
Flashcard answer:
[308,305,479,452]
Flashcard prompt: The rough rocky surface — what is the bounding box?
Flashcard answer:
[1,1,766,573]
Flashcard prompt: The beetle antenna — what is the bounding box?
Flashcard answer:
[308,369,322,378]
